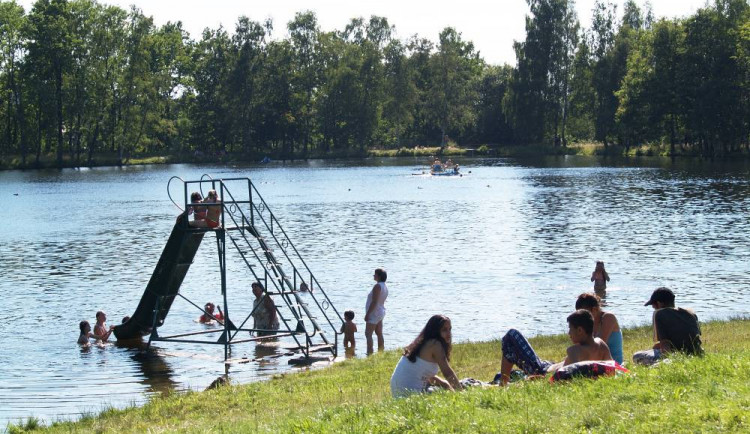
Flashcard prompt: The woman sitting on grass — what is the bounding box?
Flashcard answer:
[575,292,623,364]
[390,315,463,398]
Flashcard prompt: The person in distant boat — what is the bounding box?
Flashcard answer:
[187,192,207,226]
[453,164,460,174]
[365,268,389,355]
[591,261,610,293]
[93,311,114,342]
[78,320,95,344]
[341,310,358,349]
[199,302,224,324]
[251,282,279,336]
[498,310,612,385]
[432,159,443,172]
[575,293,623,364]
[190,190,222,229]
[390,315,463,397]
[633,287,703,365]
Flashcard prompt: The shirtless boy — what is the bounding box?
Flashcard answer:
[340,310,358,349]
[499,309,612,385]
[93,311,115,342]
[562,309,613,365]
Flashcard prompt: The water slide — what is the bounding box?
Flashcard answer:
[114,217,205,340]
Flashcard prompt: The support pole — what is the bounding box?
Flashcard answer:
[147,296,162,351]
[217,228,228,361]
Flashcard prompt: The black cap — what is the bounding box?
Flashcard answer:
[644,287,675,306]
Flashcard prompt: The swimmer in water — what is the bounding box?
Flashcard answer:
[78,321,94,344]
[93,311,114,342]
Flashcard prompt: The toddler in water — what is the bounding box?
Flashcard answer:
[78,321,94,344]
[340,310,358,349]
[591,261,610,292]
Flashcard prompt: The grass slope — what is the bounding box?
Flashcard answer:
[13,319,750,433]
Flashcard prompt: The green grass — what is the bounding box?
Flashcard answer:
[11,319,750,433]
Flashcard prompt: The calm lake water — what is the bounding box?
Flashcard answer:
[1,156,749,427]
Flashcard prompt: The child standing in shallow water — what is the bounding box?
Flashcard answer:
[93,311,114,342]
[591,261,610,293]
[341,310,358,349]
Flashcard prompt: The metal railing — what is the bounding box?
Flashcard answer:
[180,176,343,357]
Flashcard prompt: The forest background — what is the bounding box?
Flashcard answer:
[0,0,748,168]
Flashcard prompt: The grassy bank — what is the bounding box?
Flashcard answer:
[12,318,749,433]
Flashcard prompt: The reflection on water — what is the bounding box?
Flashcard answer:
[130,351,178,395]
[1,156,749,426]
[254,343,281,365]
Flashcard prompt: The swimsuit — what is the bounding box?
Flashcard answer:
[365,282,388,325]
[193,208,207,221]
[595,314,623,365]
[253,297,279,336]
[206,218,220,228]
[606,330,624,365]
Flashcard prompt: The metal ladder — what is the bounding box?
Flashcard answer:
[200,177,344,358]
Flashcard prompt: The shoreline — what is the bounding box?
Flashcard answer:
[17,318,750,432]
[2,143,749,171]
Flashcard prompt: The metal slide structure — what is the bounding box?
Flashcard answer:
[113,176,343,361]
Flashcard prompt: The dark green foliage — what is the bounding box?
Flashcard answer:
[0,0,748,167]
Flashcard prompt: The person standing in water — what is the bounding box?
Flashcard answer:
[341,310,358,349]
[78,321,95,344]
[365,268,389,355]
[93,311,114,342]
[591,261,610,293]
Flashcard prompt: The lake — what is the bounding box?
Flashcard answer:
[1,156,749,427]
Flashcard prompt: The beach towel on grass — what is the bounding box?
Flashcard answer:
[550,360,628,383]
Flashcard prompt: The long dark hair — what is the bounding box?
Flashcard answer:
[404,315,451,362]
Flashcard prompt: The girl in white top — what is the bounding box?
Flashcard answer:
[390,315,463,397]
[365,268,389,354]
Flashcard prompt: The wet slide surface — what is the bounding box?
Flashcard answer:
[114,218,205,340]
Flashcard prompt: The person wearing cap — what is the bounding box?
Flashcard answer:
[633,287,703,365]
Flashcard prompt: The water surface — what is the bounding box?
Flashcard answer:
[1,156,749,426]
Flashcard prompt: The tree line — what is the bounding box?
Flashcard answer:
[0,0,748,168]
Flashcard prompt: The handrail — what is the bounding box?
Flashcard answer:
[242,191,342,335]
[220,191,322,341]
[244,181,345,328]
[186,177,343,348]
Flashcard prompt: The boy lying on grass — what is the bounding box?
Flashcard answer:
[498,309,613,385]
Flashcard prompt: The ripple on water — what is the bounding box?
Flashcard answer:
[1,157,750,426]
